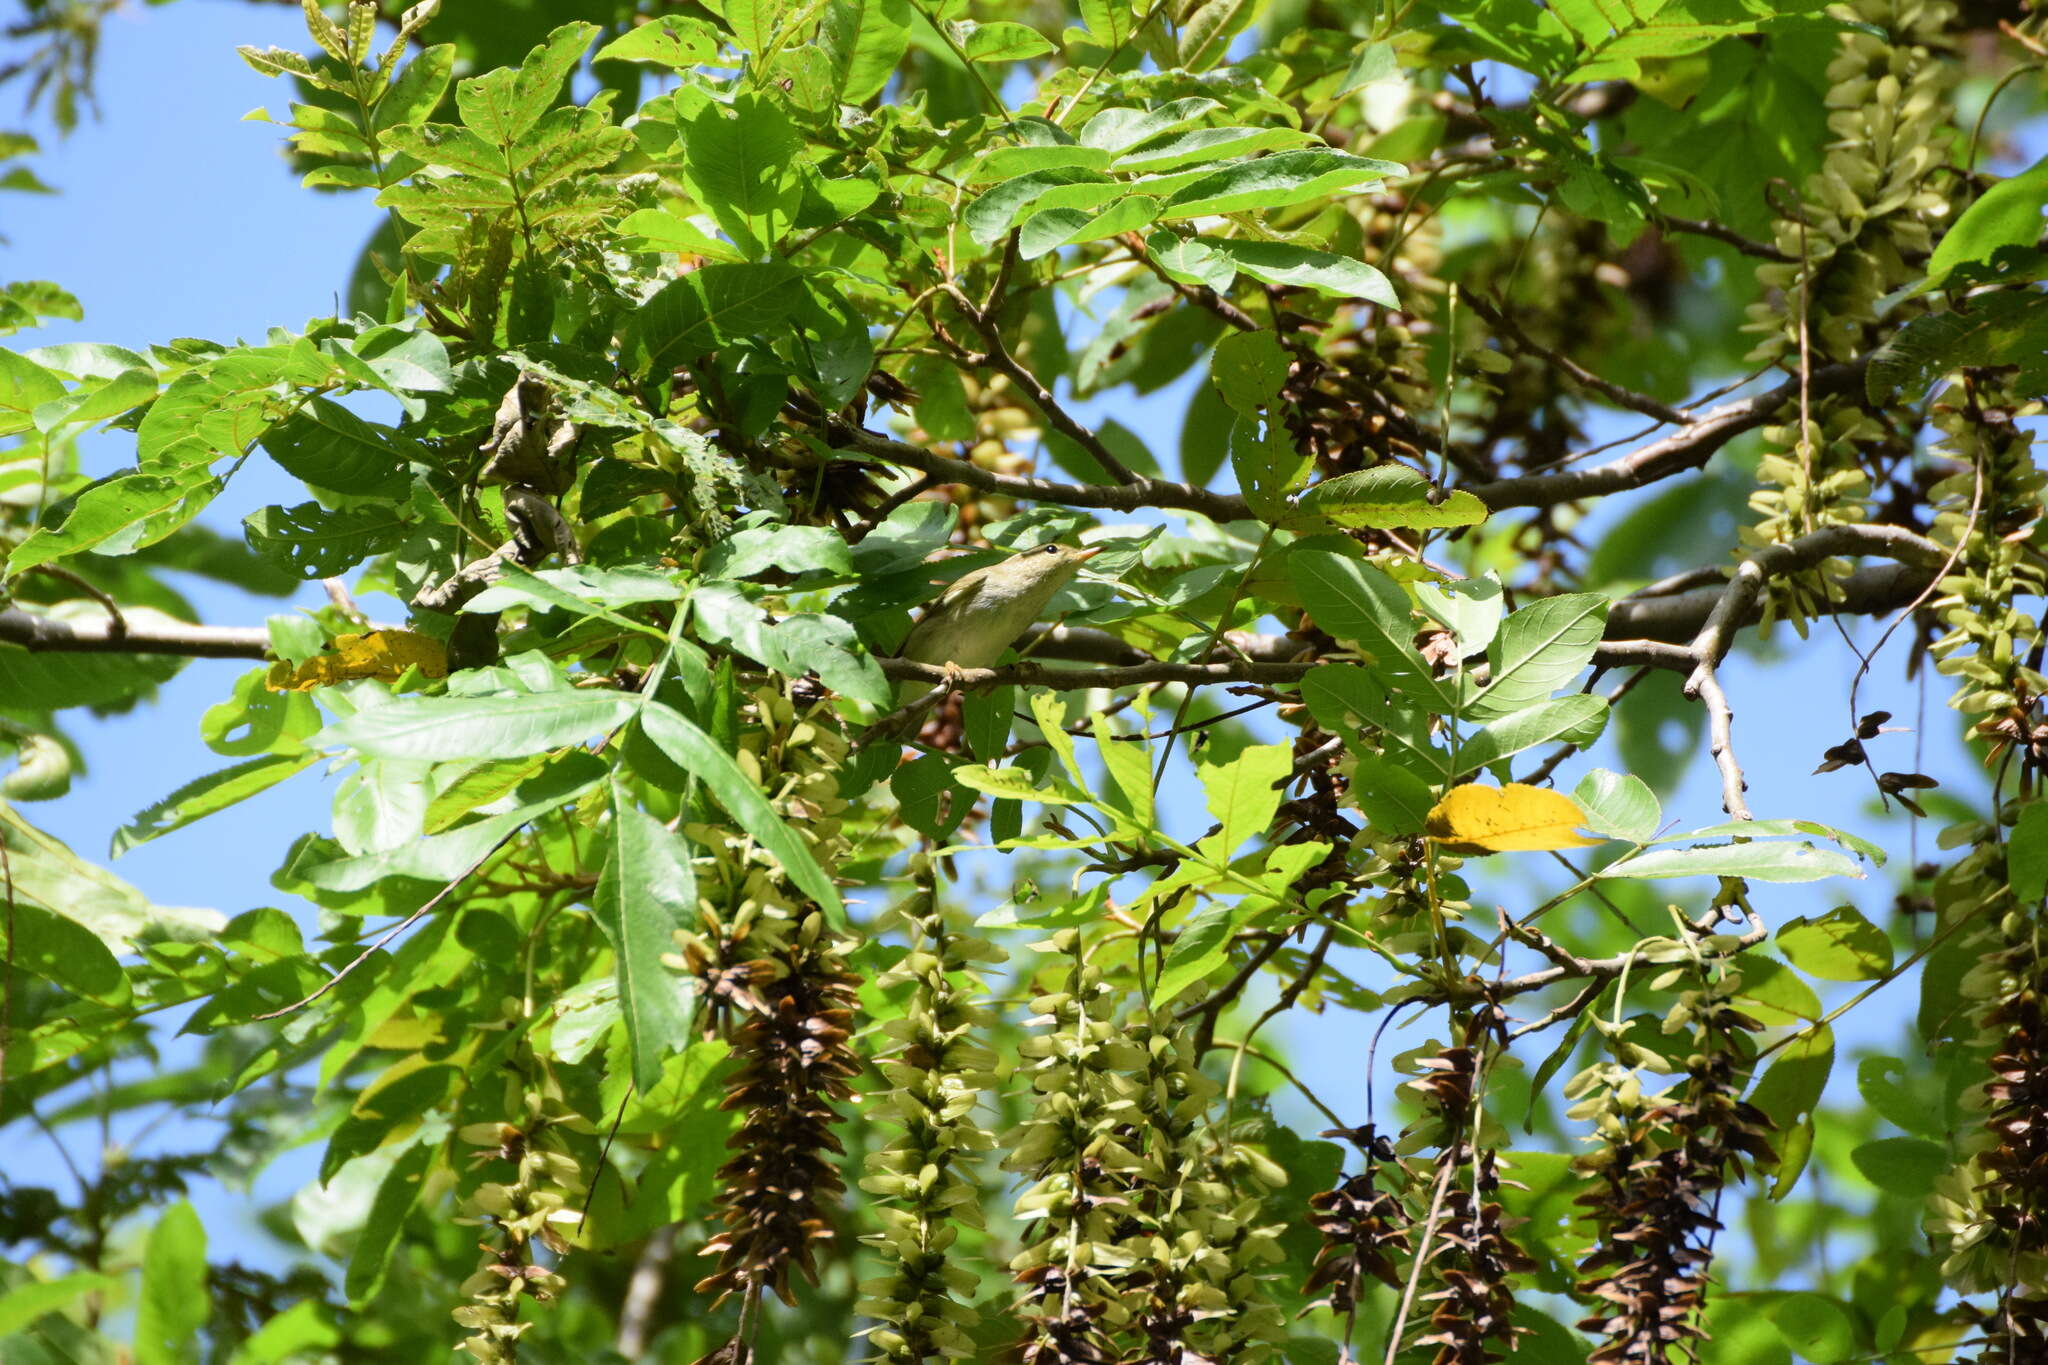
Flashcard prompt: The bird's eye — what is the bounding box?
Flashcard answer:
[1041,544,1060,555]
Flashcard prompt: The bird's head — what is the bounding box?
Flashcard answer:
[977,541,1102,601]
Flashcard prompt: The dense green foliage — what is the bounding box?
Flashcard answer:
[2,1,2047,1362]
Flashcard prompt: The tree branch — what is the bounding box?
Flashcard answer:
[818,416,1254,521]
[1465,293,1688,425]
[0,607,272,658]
[1464,360,1867,511]
[942,284,1144,484]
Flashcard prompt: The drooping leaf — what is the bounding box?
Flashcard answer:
[113,752,318,857]
[1200,741,1291,856]
[6,464,221,574]
[595,781,700,1092]
[1289,549,1456,711]
[638,701,844,923]
[134,1201,208,1365]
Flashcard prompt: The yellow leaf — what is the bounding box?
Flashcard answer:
[265,630,449,692]
[1425,782,1603,854]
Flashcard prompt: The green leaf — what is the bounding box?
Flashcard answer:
[1413,574,1504,653]
[1160,150,1402,221]
[344,1140,433,1304]
[1923,155,2048,293]
[1856,1056,1945,1138]
[822,0,911,102]
[965,167,1117,244]
[1289,465,1488,530]
[6,464,221,575]
[892,751,970,842]
[957,19,1055,61]
[639,701,844,923]
[1348,748,1436,836]
[596,782,700,1092]
[466,564,685,611]
[113,753,317,857]
[1151,900,1244,1007]
[1114,125,1313,175]
[1570,769,1660,842]
[321,690,642,760]
[1865,291,2048,404]
[135,1201,208,1365]
[1849,1137,1948,1200]
[1600,839,1864,883]
[1017,194,1161,259]
[244,501,410,579]
[1093,716,1155,831]
[2,801,221,954]
[0,898,127,1001]
[1077,98,1221,153]
[1749,1021,1833,1133]
[703,523,854,580]
[620,262,804,377]
[1665,817,1885,867]
[321,1065,459,1182]
[455,22,596,145]
[374,44,455,133]
[1200,741,1291,856]
[1289,550,1455,712]
[1469,593,1610,720]
[679,91,805,254]
[32,366,157,436]
[952,762,1086,805]
[1455,694,1607,774]
[1776,905,1893,982]
[966,143,1115,183]
[1209,239,1399,305]
[0,347,64,436]
[2015,802,2048,901]
[1177,0,1258,68]
[1210,329,1290,418]
[592,15,719,68]
[258,397,414,497]
[0,1272,120,1337]
[1230,413,1312,519]
[616,209,746,261]
[305,752,606,891]
[1735,955,1823,1025]
[1768,1294,1856,1365]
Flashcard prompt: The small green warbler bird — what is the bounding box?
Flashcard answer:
[895,542,1100,703]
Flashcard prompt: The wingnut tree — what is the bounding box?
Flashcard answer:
[2,2,2046,1363]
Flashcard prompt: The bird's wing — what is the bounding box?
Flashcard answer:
[900,568,992,663]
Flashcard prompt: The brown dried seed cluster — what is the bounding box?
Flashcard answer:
[1571,982,1772,1365]
[694,910,861,1312]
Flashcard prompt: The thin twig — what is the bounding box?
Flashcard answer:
[252,837,512,1020]
[941,284,1142,484]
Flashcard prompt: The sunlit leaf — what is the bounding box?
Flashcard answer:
[1426,783,1603,854]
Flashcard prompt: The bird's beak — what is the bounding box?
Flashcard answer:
[1072,546,1103,563]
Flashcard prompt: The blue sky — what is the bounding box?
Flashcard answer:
[4,2,2033,1291]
